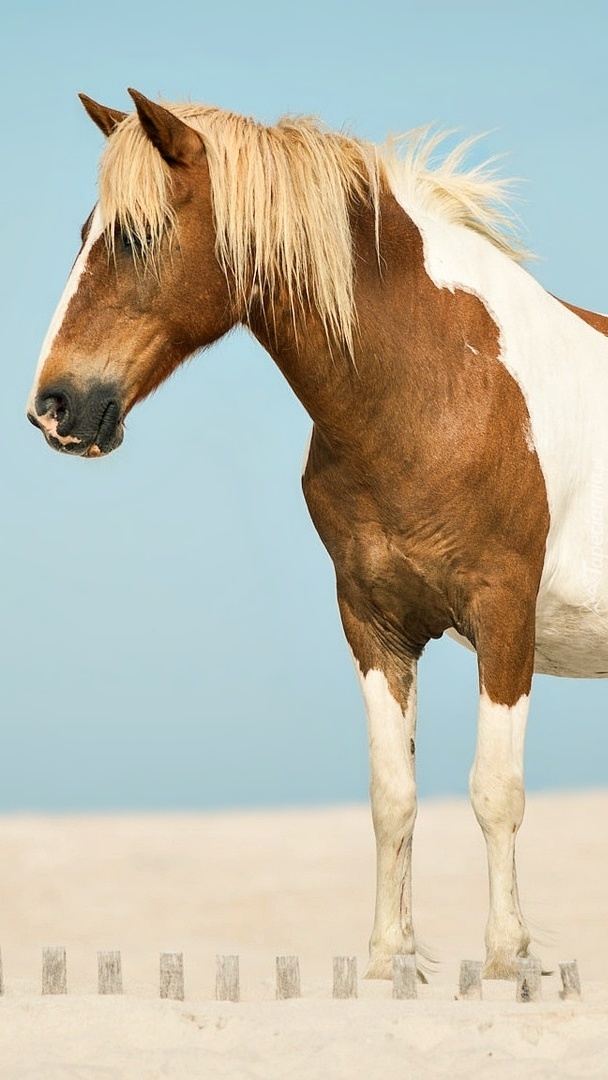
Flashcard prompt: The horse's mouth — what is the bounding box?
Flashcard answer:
[85,400,124,457]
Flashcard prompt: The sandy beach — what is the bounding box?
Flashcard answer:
[0,791,606,1078]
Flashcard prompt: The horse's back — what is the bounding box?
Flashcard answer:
[558,298,608,338]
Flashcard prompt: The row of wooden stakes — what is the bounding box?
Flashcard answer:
[0,950,581,1003]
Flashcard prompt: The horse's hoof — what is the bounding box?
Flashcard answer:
[482,957,517,981]
[482,952,542,981]
[364,955,428,982]
[364,955,394,980]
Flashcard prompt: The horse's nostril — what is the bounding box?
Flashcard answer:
[47,395,66,420]
[36,390,72,430]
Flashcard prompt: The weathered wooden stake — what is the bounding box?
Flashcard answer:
[215,955,240,1002]
[332,956,358,999]
[98,950,123,994]
[276,955,301,1000]
[42,946,67,995]
[0,947,3,996]
[392,954,417,999]
[559,960,581,1000]
[160,952,185,1001]
[515,957,541,1003]
[458,960,483,1000]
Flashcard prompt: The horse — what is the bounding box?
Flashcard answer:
[27,89,608,981]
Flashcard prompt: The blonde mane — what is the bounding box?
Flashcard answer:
[98,103,525,355]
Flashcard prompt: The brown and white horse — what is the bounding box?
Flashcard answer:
[27,91,608,980]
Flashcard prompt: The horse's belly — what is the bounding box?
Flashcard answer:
[533,595,608,677]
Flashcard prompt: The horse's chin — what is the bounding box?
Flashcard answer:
[84,425,125,458]
[43,421,124,458]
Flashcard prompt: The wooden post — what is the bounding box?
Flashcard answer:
[0,947,3,996]
[515,957,541,1003]
[559,960,581,999]
[392,954,417,999]
[458,960,483,1000]
[98,950,123,994]
[160,952,185,1001]
[215,955,240,1002]
[276,955,301,999]
[42,946,67,995]
[332,956,358,999]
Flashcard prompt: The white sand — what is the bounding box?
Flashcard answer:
[0,792,606,1078]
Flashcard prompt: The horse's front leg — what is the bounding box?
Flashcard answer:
[470,593,536,979]
[339,595,420,980]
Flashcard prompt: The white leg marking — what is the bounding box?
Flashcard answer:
[27,205,105,415]
[469,689,531,977]
[352,656,417,976]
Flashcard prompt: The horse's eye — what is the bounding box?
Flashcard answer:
[118,230,152,255]
[120,230,138,253]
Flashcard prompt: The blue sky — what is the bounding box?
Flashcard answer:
[1,0,606,810]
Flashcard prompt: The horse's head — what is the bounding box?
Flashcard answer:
[27,90,236,457]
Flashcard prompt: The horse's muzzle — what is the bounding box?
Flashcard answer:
[28,381,124,457]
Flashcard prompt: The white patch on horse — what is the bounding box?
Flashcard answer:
[301,425,314,479]
[445,626,475,652]
[350,654,418,974]
[27,205,105,416]
[522,417,536,453]
[389,178,608,677]
[37,420,82,447]
[470,690,530,973]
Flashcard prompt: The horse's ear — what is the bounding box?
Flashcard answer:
[79,94,127,137]
[127,89,203,166]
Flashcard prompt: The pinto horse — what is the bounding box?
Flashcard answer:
[27,91,608,980]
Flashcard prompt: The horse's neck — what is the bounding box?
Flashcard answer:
[246,189,433,447]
